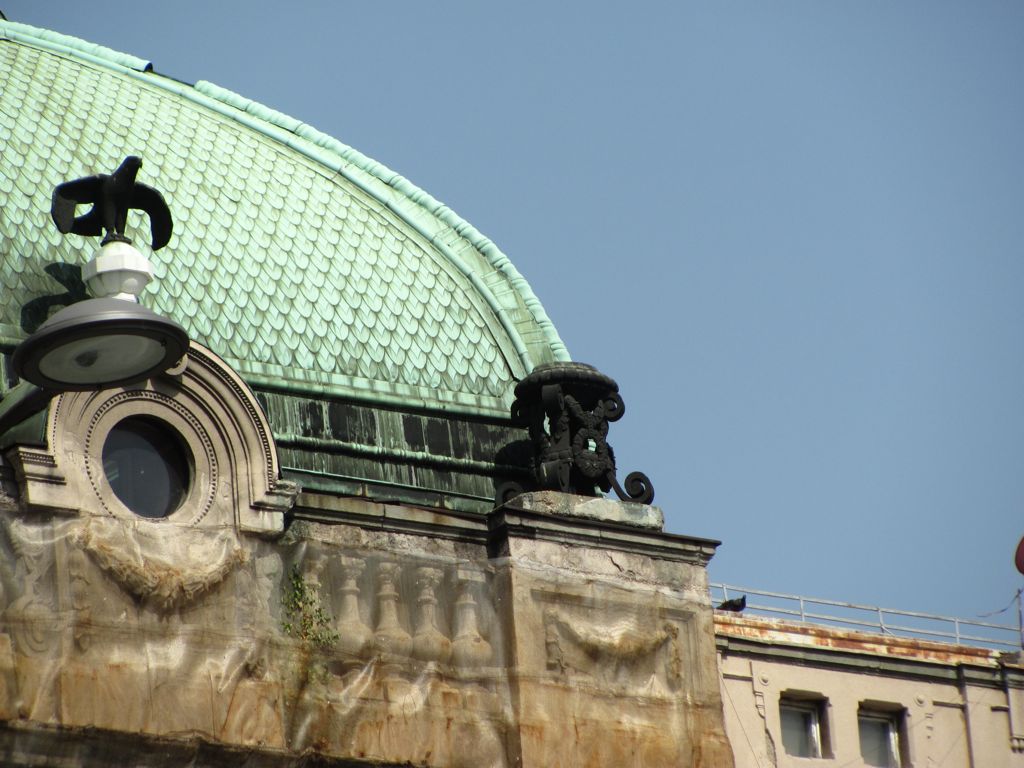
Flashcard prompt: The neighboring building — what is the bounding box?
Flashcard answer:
[716,598,1024,768]
[0,19,733,768]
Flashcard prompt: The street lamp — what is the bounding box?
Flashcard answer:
[12,156,188,392]
[12,296,188,392]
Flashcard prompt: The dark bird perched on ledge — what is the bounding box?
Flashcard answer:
[51,155,173,251]
[716,595,747,612]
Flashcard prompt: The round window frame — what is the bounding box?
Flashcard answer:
[101,414,194,520]
[84,391,218,524]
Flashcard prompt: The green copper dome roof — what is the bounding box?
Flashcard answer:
[0,20,569,417]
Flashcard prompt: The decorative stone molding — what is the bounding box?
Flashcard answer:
[543,608,679,667]
[373,561,412,658]
[334,556,372,660]
[452,569,492,668]
[72,518,248,612]
[290,555,497,673]
[412,566,451,663]
[5,342,296,534]
[537,594,687,694]
[1008,682,1024,752]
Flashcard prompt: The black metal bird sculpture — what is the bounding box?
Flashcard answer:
[50,156,172,251]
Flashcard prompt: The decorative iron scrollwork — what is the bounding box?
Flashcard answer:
[508,362,654,504]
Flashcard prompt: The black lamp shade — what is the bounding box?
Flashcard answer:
[13,298,189,391]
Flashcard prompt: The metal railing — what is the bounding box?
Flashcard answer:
[709,583,1023,652]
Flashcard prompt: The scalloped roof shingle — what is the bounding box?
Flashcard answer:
[0,20,569,417]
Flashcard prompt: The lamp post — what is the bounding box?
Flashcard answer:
[11,156,188,392]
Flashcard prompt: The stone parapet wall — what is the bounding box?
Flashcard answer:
[0,488,733,767]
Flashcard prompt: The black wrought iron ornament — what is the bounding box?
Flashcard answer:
[506,362,654,505]
[51,155,173,250]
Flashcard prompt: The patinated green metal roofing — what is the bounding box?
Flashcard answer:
[0,20,569,418]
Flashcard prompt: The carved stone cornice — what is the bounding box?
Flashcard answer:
[488,504,720,566]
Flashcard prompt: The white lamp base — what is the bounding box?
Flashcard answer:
[82,241,154,302]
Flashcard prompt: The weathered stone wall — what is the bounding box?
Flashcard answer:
[0,484,734,767]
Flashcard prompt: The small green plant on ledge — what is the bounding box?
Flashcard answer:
[281,564,339,649]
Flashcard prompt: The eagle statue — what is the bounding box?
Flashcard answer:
[50,156,172,251]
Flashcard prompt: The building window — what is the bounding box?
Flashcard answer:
[779,693,831,758]
[102,416,192,519]
[859,706,906,767]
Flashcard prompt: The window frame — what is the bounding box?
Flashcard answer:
[779,692,832,759]
[4,342,295,534]
[858,704,907,768]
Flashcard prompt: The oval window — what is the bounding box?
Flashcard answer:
[102,416,192,518]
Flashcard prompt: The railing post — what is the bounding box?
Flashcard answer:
[799,596,806,623]
[954,618,961,645]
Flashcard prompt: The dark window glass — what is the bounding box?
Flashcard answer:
[779,693,832,759]
[780,702,820,757]
[859,711,903,767]
[102,417,191,518]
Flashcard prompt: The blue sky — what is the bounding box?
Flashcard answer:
[6,1,1023,624]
